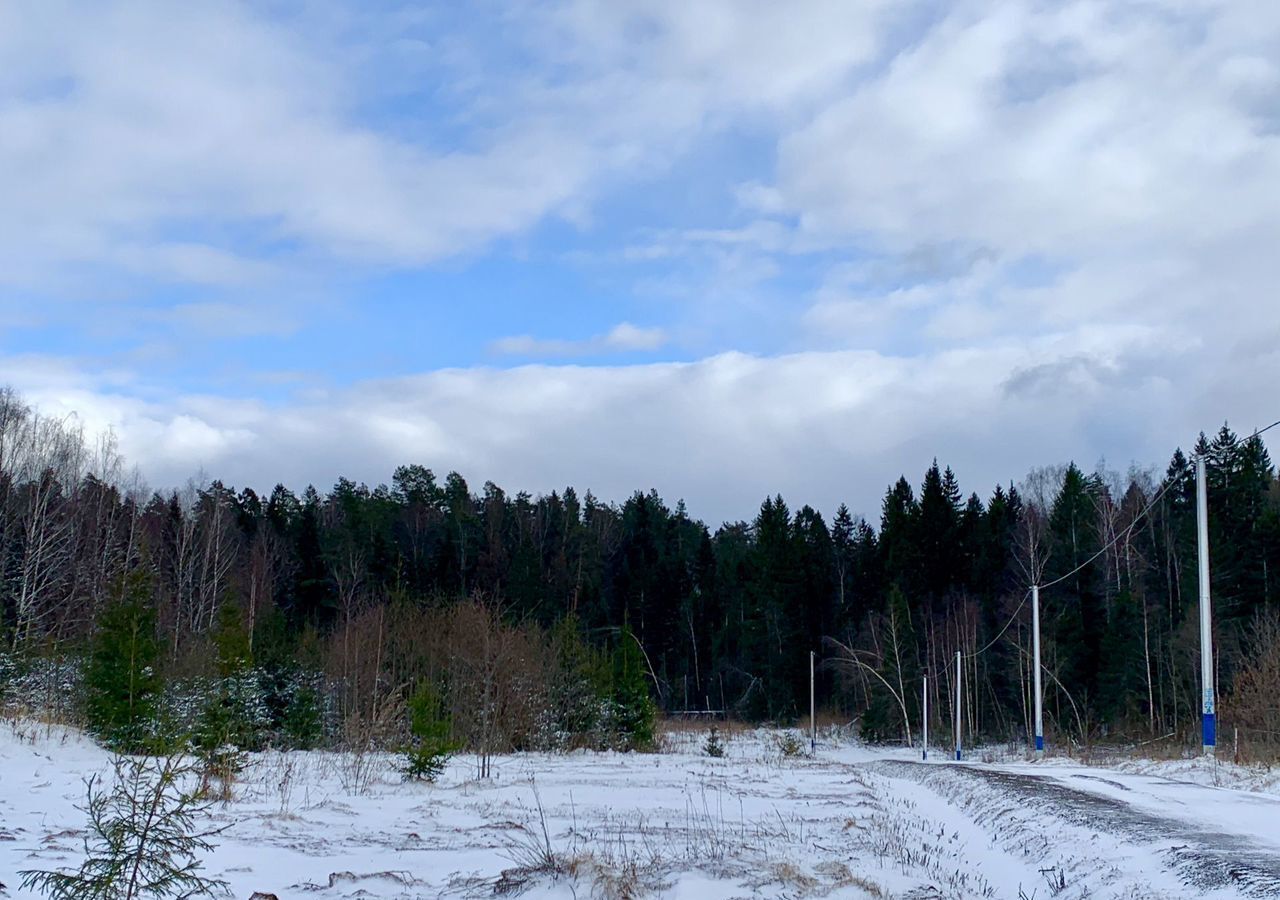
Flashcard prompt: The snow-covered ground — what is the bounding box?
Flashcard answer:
[3,720,1279,899]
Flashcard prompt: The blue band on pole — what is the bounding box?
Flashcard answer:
[1035,735,1044,752]
[1203,713,1216,748]
[955,750,961,761]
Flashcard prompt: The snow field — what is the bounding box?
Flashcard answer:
[3,721,1280,899]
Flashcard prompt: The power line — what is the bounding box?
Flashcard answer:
[1036,468,1187,592]
[966,416,1280,659]
[1239,418,1280,443]
[962,470,1190,659]
[1037,417,1280,593]
[963,587,1029,659]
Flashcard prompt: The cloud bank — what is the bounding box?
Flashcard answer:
[2,0,1279,523]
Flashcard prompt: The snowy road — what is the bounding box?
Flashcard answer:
[865,757,1280,898]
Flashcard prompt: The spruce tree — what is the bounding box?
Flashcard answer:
[611,627,656,750]
[880,477,921,598]
[400,680,457,782]
[20,754,227,900]
[281,676,324,750]
[1047,464,1104,704]
[861,586,918,743]
[194,601,264,759]
[84,572,160,751]
[746,496,802,719]
[548,614,610,742]
[1098,588,1145,727]
[975,485,1020,735]
[917,461,960,606]
[831,504,856,625]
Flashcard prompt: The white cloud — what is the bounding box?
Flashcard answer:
[2,318,1259,525]
[0,0,904,332]
[0,3,596,290]
[549,0,894,111]
[4,0,1280,523]
[603,322,669,352]
[0,0,897,297]
[491,322,668,357]
[767,2,1280,273]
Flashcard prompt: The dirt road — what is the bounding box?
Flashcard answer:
[871,759,1280,898]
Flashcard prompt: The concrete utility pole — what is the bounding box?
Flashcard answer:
[922,671,929,761]
[1032,584,1044,755]
[954,650,962,761]
[1196,455,1216,757]
[809,650,816,754]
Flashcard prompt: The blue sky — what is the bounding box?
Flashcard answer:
[3,0,1279,523]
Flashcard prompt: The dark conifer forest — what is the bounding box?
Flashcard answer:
[2,386,1278,755]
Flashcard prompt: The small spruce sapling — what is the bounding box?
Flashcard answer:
[191,700,245,803]
[192,602,258,800]
[776,731,804,757]
[400,681,457,782]
[19,754,228,900]
[703,725,725,758]
[281,679,324,750]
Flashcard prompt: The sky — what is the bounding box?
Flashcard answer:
[3,0,1280,525]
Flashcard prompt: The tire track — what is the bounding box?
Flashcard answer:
[871,760,1280,897]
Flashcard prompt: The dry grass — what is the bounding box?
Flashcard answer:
[655,717,751,755]
[655,716,749,738]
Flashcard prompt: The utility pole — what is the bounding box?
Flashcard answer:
[922,670,929,761]
[1196,454,1216,757]
[954,650,962,761]
[1032,583,1044,755]
[809,650,816,755]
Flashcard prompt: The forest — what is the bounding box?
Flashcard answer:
[1,385,1278,759]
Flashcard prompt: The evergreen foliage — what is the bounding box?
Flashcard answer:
[703,725,725,758]
[280,677,325,750]
[19,754,227,900]
[400,680,457,782]
[210,602,251,678]
[859,585,918,743]
[610,627,656,750]
[84,573,160,752]
[547,615,610,746]
[3,382,1280,753]
[775,731,804,757]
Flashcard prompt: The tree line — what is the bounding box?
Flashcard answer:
[1,385,1277,755]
